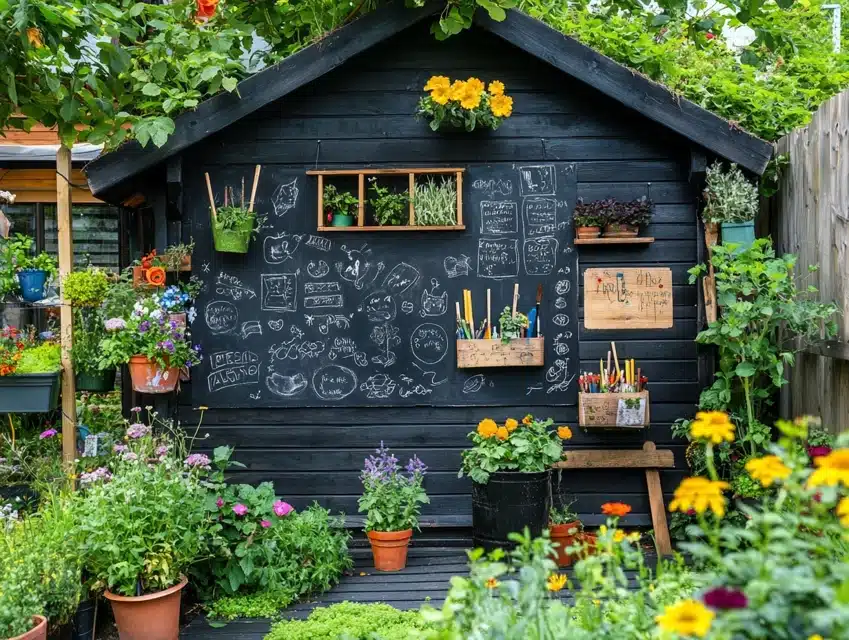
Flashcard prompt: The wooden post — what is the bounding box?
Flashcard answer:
[358,173,365,227]
[455,171,463,226]
[643,442,672,556]
[56,146,76,465]
[408,172,415,225]
[317,174,324,228]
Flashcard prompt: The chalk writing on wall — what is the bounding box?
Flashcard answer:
[480,201,518,235]
[261,273,298,312]
[205,300,239,334]
[583,267,673,330]
[477,238,519,279]
[207,351,261,392]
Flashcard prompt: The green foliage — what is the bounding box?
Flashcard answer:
[368,178,408,226]
[407,0,516,40]
[265,602,426,640]
[413,177,457,226]
[358,443,429,532]
[15,342,61,374]
[549,499,580,525]
[702,162,759,224]
[71,307,109,374]
[214,206,262,235]
[498,306,529,343]
[323,184,359,218]
[62,268,111,307]
[0,234,31,297]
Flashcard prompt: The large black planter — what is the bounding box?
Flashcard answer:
[0,372,61,412]
[75,369,116,393]
[471,470,551,551]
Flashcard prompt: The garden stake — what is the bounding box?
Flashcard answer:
[248,164,262,212]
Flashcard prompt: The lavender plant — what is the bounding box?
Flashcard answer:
[358,443,429,532]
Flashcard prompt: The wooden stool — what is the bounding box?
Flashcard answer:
[552,441,674,556]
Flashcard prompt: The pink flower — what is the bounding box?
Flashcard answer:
[703,586,748,609]
[39,428,57,439]
[260,519,272,529]
[273,500,293,517]
[233,503,248,517]
[808,445,832,460]
[216,497,224,508]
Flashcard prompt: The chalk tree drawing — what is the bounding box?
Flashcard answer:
[370,324,400,368]
[271,178,299,217]
[477,238,519,279]
[205,300,239,335]
[261,273,298,312]
[336,244,384,290]
[518,164,556,197]
[215,272,256,301]
[360,374,397,399]
[306,260,330,278]
[444,254,472,278]
[263,232,303,264]
[304,281,343,309]
[382,262,421,296]
[410,323,448,364]
[265,372,308,397]
[312,365,358,401]
[360,291,397,323]
[420,279,447,317]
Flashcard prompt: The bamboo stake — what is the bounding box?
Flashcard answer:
[610,341,621,381]
[223,187,228,208]
[248,164,262,212]
[511,283,519,318]
[241,176,245,209]
[205,172,217,220]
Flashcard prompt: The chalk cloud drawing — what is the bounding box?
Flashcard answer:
[215,273,256,301]
[307,260,330,279]
[265,372,308,397]
[463,373,493,394]
[552,314,570,327]
[304,313,352,335]
[546,358,575,394]
[336,244,384,290]
[304,281,343,309]
[306,235,332,252]
[472,178,513,198]
[555,280,571,295]
[267,319,285,332]
[382,262,420,296]
[523,237,559,275]
[401,301,414,315]
[518,164,556,197]
[312,365,358,401]
[370,324,400,368]
[261,272,298,312]
[410,323,448,365]
[420,279,447,317]
[240,321,263,339]
[360,374,397,399]
[205,300,239,335]
[398,374,432,398]
[359,291,397,323]
[444,255,472,278]
[263,232,303,264]
[477,238,519,279]
[271,178,299,217]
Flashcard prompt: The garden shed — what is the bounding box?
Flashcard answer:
[83,4,772,537]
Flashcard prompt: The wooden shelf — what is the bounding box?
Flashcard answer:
[574,237,655,245]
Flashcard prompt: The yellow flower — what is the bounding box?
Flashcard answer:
[669,477,730,518]
[485,577,499,589]
[690,411,735,444]
[430,86,450,105]
[496,426,509,441]
[745,455,791,487]
[808,449,849,489]
[424,75,450,91]
[460,86,482,110]
[477,418,498,439]
[449,80,467,101]
[808,635,824,640]
[655,599,714,638]
[626,531,641,543]
[613,530,625,543]
[488,80,505,96]
[557,426,573,440]
[490,94,513,118]
[26,27,43,48]
[505,418,519,432]
[522,414,533,425]
[546,573,567,592]
[837,498,849,527]
[466,77,485,94]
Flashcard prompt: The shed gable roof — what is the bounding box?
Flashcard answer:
[84,4,773,195]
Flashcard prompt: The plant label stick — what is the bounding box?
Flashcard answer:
[205,173,217,220]
[611,341,621,380]
[486,289,492,339]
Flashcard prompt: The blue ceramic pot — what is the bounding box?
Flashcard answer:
[721,221,755,250]
[18,269,48,302]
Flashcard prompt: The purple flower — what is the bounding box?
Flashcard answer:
[104,318,126,332]
[131,406,142,413]
[80,467,112,485]
[361,441,402,484]
[126,423,151,439]
[113,444,128,454]
[121,452,138,462]
[808,445,832,460]
[138,321,151,333]
[163,340,175,353]
[405,455,428,478]
[233,503,248,517]
[155,445,169,457]
[39,331,54,340]
[184,453,211,469]
[703,586,748,610]
[216,497,224,509]
[260,519,272,529]
[39,428,58,440]
[273,500,293,517]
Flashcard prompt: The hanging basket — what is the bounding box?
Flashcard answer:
[212,218,254,254]
[127,356,179,394]
[18,269,48,302]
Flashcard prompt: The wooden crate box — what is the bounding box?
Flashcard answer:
[456,338,544,369]
[578,391,650,428]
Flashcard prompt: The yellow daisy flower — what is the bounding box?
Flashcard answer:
[430,85,450,105]
[496,426,509,441]
[546,573,567,592]
[460,86,482,110]
[490,94,513,118]
[477,418,498,439]
[424,75,450,91]
[837,497,849,527]
[745,455,791,487]
[26,27,43,48]
[522,414,533,425]
[505,418,519,432]
[466,77,485,94]
[669,477,730,518]
[808,449,849,489]
[690,411,735,444]
[449,80,467,101]
[557,426,573,440]
[626,531,641,543]
[655,599,714,638]
[488,80,505,96]
[485,577,499,589]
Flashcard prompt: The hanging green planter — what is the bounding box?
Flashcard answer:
[213,217,255,254]
[206,166,265,255]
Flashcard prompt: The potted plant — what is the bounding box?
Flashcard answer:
[498,307,529,344]
[130,251,168,289]
[548,500,582,567]
[358,442,429,571]
[460,416,571,551]
[17,245,57,303]
[155,280,200,328]
[0,234,56,304]
[207,170,264,253]
[702,162,758,249]
[162,240,194,272]
[323,184,359,227]
[413,177,457,226]
[368,178,408,226]
[604,197,654,237]
[572,199,609,239]
[416,76,513,132]
[63,267,116,392]
[0,331,62,413]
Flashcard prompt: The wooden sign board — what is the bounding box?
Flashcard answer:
[456,338,544,368]
[578,391,650,428]
[584,267,673,329]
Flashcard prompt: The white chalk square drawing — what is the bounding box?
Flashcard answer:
[477,238,519,279]
[523,237,559,275]
[522,197,557,237]
[518,165,556,197]
[479,201,519,235]
[261,273,298,312]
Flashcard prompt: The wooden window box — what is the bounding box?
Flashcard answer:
[456,338,544,369]
[307,167,465,231]
[578,391,650,428]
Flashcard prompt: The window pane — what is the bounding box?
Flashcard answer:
[44,205,120,270]
[1,204,36,240]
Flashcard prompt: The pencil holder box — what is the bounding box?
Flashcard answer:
[578,391,650,428]
[456,337,544,368]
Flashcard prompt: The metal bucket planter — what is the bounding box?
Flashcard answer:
[75,368,116,393]
[213,218,254,253]
[0,372,61,413]
[471,470,551,551]
[330,213,355,227]
[127,356,179,394]
[18,270,48,302]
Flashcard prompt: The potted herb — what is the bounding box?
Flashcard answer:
[498,307,529,344]
[413,177,457,226]
[702,162,758,249]
[130,251,168,289]
[323,184,359,227]
[572,199,609,239]
[416,76,513,132]
[206,168,264,253]
[0,331,62,413]
[460,416,571,550]
[605,197,654,237]
[548,500,582,567]
[162,239,194,272]
[368,178,408,226]
[358,442,429,571]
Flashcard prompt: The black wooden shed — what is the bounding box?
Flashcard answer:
[84,4,771,538]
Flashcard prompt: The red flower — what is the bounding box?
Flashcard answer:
[686,508,696,516]
[705,32,716,40]
[601,502,632,517]
[196,0,219,19]
[703,586,747,610]
[808,445,832,460]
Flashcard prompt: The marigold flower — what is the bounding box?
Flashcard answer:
[505,418,519,432]
[490,94,513,118]
[601,502,632,517]
[807,449,849,489]
[430,86,450,105]
[424,75,451,91]
[837,497,849,527]
[626,531,641,543]
[690,411,735,444]
[702,586,748,610]
[196,0,219,19]
[522,414,533,425]
[460,86,482,110]
[557,426,572,440]
[488,80,505,96]
[465,77,485,94]
[656,599,714,638]
[496,426,509,441]
[745,455,791,487]
[670,477,730,518]
[546,573,567,592]
[477,418,498,439]
[612,529,625,543]
[146,266,166,286]
[485,577,499,589]
[26,27,43,48]
[449,80,467,101]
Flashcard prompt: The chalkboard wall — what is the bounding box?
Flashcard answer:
[194,163,579,408]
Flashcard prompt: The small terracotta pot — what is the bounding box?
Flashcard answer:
[367,529,412,571]
[575,226,601,239]
[131,266,145,288]
[604,223,639,238]
[105,577,186,640]
[549,521,581,567]
[9,615,47,640]
[127,356,179,394]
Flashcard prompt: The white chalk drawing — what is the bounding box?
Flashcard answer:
[289,325,304,340]
[305,235,333,252]
[297,339,326,360]
[554,297,568,309]
[261,272,298,313]
[265,372,308,397]
[336,244,384,290]
[523,237,559,275]
[306,260,330,279]
[205,300,239,335]
[526,383,544,395]
[412,362,448,386]
[360,374,397,399]
[480,201,518,235]
[398,374,433,398]
[553,331,571,356]
[410,323,448,365]
[477,238,519,279]
[552,314,570,327]
[546,358,575,394]
[444,255,472,278]
[328,337,368,367]
[555,280,571,295]
[382,262,420,296]
[463,373,493,394]
[370,324,400,368]
[304,313,351,335]
[360,291,397,323]
[271,178,299,217]
[263,232,303,264]
[202,261,210,274]
[304,281,343,309]
[312,365,358,401]
[401,301,414,314]
[267,326,313,361]
[523,198,558,237]
[472,178,513,197]
[215,272,257,301]
[207,351,261,393]
[240,321,263,339]
[518,164,556,197]
[420,279,447,317]
[267,319,285,332]
[249,390,262,400]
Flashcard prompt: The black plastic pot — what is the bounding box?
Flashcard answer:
[471,470,552,551]
[75,369,116,393]
[0,371,61,412]
[71,597,95,640]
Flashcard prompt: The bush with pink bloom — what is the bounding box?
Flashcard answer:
[273,500,294,517]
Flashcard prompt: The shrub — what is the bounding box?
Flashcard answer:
[266,602,427,640]
[368,178,408,226]
[62,268,111,307]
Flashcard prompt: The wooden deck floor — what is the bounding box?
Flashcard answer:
[181,546,656,640]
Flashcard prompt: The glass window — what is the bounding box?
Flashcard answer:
[44,204,120,270]
[1,204,37,241]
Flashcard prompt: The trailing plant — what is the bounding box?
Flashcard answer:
[266,602,427,640]
[498,306,529,343]
[572,199,611,228]
[62,267,111,307]
[368,178,408,226]
[358,442,429,532]
[323,184,359,222]
[416,75,513,131]
[702,162,759,224]
[413,177,457,226]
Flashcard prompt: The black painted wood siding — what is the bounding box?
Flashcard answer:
[179,24,703,530]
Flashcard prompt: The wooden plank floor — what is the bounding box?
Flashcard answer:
[181,546,657,640]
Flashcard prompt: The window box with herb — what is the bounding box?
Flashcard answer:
[702,162,759,249]
[604,197,653,238]
[0,330,62,413]
[368,178,408,226]
[323,184,359,228]
[413,176,457,226]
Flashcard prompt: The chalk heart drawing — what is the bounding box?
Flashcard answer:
[444,255,471,278]
[307,260,330,279]
[410,323,449,365]
[401,301,414,314]
[552,313,570,327]
[336,244,384,290]
[271,178,299,217]
[555,280,571,295]
[360,374,397,400]
[382,262,421,296]
[205,300,239,335]
[359,291,397,323]
[312,365,358,401]
[265,372,308,397]
[264,232,302,264]
[420,279,447,317]
[267,319,285,332]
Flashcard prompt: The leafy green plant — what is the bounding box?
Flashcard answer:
[702,162,759,224]
[323,184,359,222]
[368,178,408,226]
[549,499,580,525]
[62,268,111,307]
[15,342,61,374]
[214,206,263,236]
[266,602,427,640]
[358,443,429,532]
[413,177,457,226]
[498,306,529,343]
[572,199,610,228]
[0,234,31,298]
[162,240,194,271]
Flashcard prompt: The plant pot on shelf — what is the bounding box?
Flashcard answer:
[575,226,601,239]
[127,356,179,394]
[720,221,755,249]
[603,223,639,238]
[8,615,47,640]
[0,372,61,413]
[17,270,48,302]
[75,368,116,393]
[366,529,413,572]
[330,212,355,228]
[104,577,186,640]
[549,521,582,567]
[213,218,254,253]
[472,470,551,552]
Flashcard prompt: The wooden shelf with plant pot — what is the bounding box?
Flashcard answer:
[574,236,655,245]
[573,197,654,246]
[578,391,650,429]
[307,167,465,231]
[456,337,544,368]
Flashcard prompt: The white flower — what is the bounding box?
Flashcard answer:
[150,309,163,319]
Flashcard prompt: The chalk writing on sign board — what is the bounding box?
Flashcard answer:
[205,300,239,335]
[523,237,558,275]
[518,165,556,196]
[207,351,261,392]
[477,238,519,279]
[523,198,557,237]
[583,267,673,329]
[480,201,518,235]
[261,273,298,312]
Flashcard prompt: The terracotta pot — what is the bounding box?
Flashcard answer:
[105,577,186,640]
[575,226,601,239]
[549,521,582,567]
[131,266,145,288]
[367,529,412,571]
[604,223,639,238]
[127,356,179,394]
[9,615,47,640]
[578,532,599,558]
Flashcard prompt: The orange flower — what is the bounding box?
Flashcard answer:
[505,418,519,432]
[477,418,498,439]
[485,577,499,589]
[145,266,166,286]
[196,0,219,19]
[601,502,632,517]
[522,414,533,425]
[557,426,572,440]
[496,426,509,440]
[26,28,43,48]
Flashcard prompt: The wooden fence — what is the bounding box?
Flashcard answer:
[769,90,849,433]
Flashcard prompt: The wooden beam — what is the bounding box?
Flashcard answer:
[56,147,76,465]
[307,167,465,176]
[553,448,674,470]
[644,442,673,555]
[802,340,849,361]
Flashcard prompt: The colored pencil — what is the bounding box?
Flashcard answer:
[486,289,492,339]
